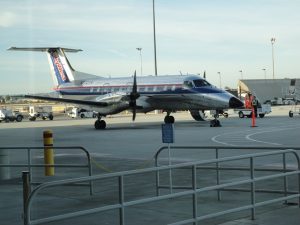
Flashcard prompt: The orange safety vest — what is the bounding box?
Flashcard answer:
[244,95,253,109]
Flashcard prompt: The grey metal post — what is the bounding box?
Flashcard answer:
[0,149,10,180]
[87,155,93,196]
[192,165,198,225]
[27,148,32,183]
[168,144,173,193]
[283,153,288,204]
[119,176,125,225]
[22,171,31,225]
[250,158,256,220]
[216,148,221,201]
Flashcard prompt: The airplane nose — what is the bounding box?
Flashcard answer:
[229,97,244,108]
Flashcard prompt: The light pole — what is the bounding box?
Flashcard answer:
[271,37,276,79]
[239,70,243,79]
[218,72,221,89]
[262,68,266,79]
[136,47,143,76]
[153,0,158,76]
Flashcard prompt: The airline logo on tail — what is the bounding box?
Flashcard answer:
[50,51,70,83]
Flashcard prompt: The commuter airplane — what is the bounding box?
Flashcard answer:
[8,47,243,129]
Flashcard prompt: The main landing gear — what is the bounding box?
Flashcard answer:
[210,113,222,127]
[94,114,106,130]
[164,112,175,124]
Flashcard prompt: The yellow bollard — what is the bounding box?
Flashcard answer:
[43,130,55,176]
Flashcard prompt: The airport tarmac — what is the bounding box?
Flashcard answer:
[1,106,300,225]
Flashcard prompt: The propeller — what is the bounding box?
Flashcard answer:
[129,71,140,121]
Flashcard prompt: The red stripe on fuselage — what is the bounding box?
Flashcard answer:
[54,83,182,91]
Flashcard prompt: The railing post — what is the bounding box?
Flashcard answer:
[86,152,93,196]
[250,158,256,220]
[27,148,32,184]
[22,171,31,225]
[192,165,198,225]
[216,148,221,201]
[119,176,125,225]
[283,153,288,204]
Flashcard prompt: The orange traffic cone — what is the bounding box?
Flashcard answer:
[251,107,257,127]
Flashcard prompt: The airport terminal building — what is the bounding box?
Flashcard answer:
[238,78,300,104]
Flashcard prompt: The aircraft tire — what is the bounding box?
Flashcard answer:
[49,114,54,120]
[164,115,175,124]
[95,120,106,129]
[289,111,293,118]
[190,110,206,121]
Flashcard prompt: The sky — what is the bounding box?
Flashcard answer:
[1,0,300,95]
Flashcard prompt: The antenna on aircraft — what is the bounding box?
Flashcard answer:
[203,71,206,79]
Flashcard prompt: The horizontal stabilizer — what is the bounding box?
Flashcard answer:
[8,47,82,52]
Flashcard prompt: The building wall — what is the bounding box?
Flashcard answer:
[238,79,298,103]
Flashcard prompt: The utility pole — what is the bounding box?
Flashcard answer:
[136,48,143,76]
[153,0,158,76]
[271,37,276,79]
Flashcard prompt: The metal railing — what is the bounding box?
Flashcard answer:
[155,146,300,197]
[23,149,300,225]
[0,146,93,194]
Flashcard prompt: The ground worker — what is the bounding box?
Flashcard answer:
[252,95,258,117]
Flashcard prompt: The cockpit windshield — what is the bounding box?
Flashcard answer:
[183,80,194,89]
[193,79,211,87]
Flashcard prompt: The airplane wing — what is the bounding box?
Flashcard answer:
[24,94,109,107]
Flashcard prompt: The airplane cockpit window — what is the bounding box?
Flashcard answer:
[193,79,211,87]
[183,80,194,89]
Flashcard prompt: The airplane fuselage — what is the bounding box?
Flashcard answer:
[54,75,235,114]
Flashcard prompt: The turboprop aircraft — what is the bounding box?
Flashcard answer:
[8,47,243,129]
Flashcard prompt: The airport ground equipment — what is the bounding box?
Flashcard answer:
[288,84,300,117]
[68,107,97,118]
[28,105,53,121]
[235,103,271,118]
[289,103,300,117]
[0,109,23,122]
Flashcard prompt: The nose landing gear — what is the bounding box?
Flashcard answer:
[210,113,222,127]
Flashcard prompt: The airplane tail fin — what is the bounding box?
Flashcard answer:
[8,47,82,86]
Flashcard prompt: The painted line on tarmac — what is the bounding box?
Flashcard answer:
[245,125,300,146]
[211,124,300,146]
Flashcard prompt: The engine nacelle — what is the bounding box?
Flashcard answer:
[190,110,206,121]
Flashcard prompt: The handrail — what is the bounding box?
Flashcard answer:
[0,146,93,194]
[154,145,300,163]
[23,149,300,225]
[154,145,300,197]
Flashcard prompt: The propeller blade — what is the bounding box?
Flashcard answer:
[133,70,137,94]
[132,107,136,121]
[130,70,139,121]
